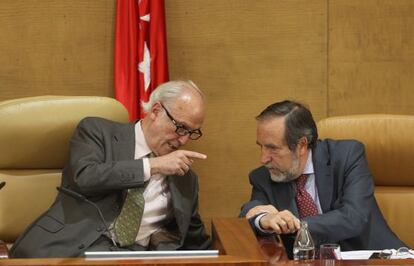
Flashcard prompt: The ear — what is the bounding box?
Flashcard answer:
[297,137,309,155]
[149,102,163,120]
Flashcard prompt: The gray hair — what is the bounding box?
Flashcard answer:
[141,80,203,113]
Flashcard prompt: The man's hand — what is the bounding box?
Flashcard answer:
[149,150,207,176]
[245,204,279,219]
[259,210,300,234]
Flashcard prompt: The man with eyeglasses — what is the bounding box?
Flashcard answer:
[11,80,211,258]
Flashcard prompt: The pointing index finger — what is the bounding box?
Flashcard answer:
[181,150,207,159]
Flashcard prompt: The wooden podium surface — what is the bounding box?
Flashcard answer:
[0,218,413,266]
[0,218,280,266]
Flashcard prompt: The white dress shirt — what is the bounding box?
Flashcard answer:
[133,121,172,246]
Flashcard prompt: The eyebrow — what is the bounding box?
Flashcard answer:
[172,114,200,131]
[256,141,279,149]
[164,105,199,131]
[265,144,278,149]
[175,118,194,130]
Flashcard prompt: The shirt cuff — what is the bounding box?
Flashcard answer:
[255,213,276,234]
[142,158,151,181]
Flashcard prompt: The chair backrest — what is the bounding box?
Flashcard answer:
[317,114,414,248]
[0,96,129,243]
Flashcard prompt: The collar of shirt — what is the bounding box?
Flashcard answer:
[302,150,314,175]
[134,121,152,159]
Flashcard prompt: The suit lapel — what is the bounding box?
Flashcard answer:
[258,167,299,217]
[112,122,136,200]
[111,122,136,161]
[167,175,190,237]
[272,181,299,217]
[313,141,333,213]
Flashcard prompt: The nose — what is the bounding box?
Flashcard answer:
[177,134,191,145]
[260,149,271,165]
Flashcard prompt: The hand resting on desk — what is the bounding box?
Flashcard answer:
[246,204,300,234]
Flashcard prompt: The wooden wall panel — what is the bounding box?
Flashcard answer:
[0,0,115,100]
[329,0,414,115]
[165,0,327,221]
[0,0,328,233]
[5,0,413,232]
[10,0,414,228]
[168,0,414,229]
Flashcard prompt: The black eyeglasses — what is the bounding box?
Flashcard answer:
[161,104,203,140]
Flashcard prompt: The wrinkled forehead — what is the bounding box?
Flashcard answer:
[257,116,288,144]
[166,93,205,129]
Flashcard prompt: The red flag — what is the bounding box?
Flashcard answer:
[114,0,169,120]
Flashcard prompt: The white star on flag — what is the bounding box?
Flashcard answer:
[138,12,151,92]
[140,14,150,22]
[115,0,169,120]
[138,42,151,92]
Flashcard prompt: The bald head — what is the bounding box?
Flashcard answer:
[142,80,205,114]
[168,83,205,123]
[141,80,206,156]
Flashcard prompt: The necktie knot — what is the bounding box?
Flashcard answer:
[295,174,318,218]
[295,174,308,190]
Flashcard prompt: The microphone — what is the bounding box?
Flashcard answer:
[0,181,5,190]
[56,186,118,247]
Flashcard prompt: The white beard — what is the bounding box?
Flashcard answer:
[268,155,301,183]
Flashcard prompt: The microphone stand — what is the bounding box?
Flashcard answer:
[56,186,118,247]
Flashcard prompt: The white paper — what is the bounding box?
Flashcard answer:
[341,249,414,260]
[341,250,380,260]
[84,250,219,260]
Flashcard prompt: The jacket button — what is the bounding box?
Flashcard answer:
[78,244,85,249]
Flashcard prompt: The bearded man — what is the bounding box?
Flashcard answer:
[240,100,406,258]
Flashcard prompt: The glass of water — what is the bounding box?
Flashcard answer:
[320,244,341,260]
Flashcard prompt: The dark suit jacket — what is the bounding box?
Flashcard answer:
[240,139,406,254]
[10,117,210,258]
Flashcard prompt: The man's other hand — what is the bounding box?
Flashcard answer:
[245,204,279,219]
[259,210,300,234]
[149,150,207,176]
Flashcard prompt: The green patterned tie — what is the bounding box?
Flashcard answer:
[114,182,148,247]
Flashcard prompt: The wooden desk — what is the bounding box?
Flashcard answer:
[0,218,413,266]
[0,218,278,266]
